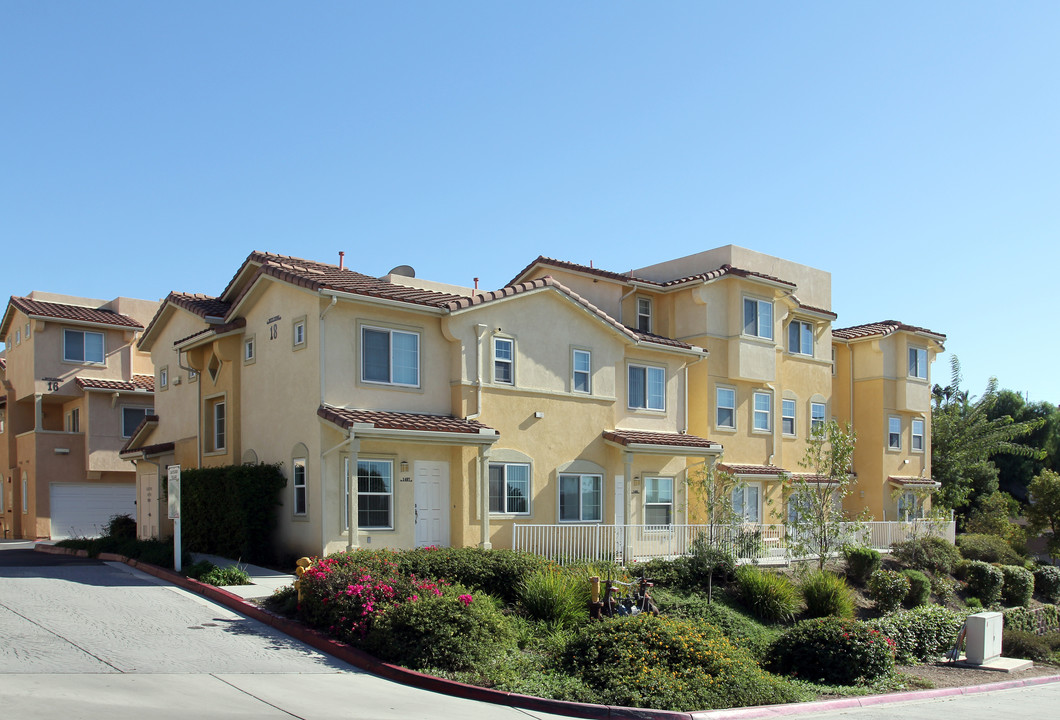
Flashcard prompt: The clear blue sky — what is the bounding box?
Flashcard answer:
[3,2,1057,403]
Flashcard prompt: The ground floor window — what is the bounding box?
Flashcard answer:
[644,477,673,525]
[896,490,923,520]
[732,483,761,523]
[559,473,602,522]
[489,463,530,514]
[358,459,393,528]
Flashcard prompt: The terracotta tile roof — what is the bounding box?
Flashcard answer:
[888,475,940,487]
[795,302,838,320]
[76,375,155,392]
[227,252,467,314]
[7,296,143,329]
[139,292,232,349]
[603,429,720,451]
[718,463,791,476]
[318,405,497,435]
[509,256,796,290]
[445,276,701,352]
[833,320,946,341]
[172,317,247,347]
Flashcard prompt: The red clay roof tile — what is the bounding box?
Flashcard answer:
[718,463,791,476]
[833,320,946,341]
[603,429,719,451]
[7,296,143,329]
[76,375,155,392]
[318,405,497,435]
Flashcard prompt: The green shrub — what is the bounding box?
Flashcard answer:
[965,597,983,611]
[56,536,175,567]
[956,534,1025,566]
[184,560,251,586]
[800,570,855,619]
[263,584,298,617]
[629,547,734,594]
[891,536,961,575]
[518,567,590,627]
[1004,604,1060,634]
[104,513,137,540]
[965,561,1004,606]
[363,586,515,671]
[767,617,896,685]
[868,569,911,614]
[930,574,960,603]
[651,588,779,659]
[901,569,931,608]
[1000,565,1034,607]
[395,546,549,603]
[1002,629,1059,662]
[563,614,806,711]
[734,566,801,623]
[1034,566,1060,604]
[179,463,287,565]
[868,605,965,664]
[843,546,882,585]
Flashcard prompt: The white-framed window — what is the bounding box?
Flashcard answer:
[810,402,826,434]
[494,337,514,384]
[244,336,255,363]
[912,418,925,452]
[743,297,773,340]
[572,349,591,394]
[489,462,530,515]
[732,483,762,523]
[63,329,104,364]
[831,347,837,376]
[782,399,796,436]
[293,318,307,348]
[159,366,168,390]
[205,397,226,452]
[15,329,20,345]
[787,320,813,356]
[636,297,652,333]
[66,408,80,433]
[24,322,30,339]
[644,477,673,525]
[888,415,901,450]
[361,326,420,387]
[753,391,771,432]
[121,406,153,438]
[628,364,665,411]
[897,490,922,520]
[559,473,602,522]
[908,347,927,379]
[716,386,736,429]
[293,457,307,516]
[358,458,393,528]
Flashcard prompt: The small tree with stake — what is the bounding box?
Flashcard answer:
[784,420,861,570]
[684,459,743,602]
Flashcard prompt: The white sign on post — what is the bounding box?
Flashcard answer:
[167,465,182,572]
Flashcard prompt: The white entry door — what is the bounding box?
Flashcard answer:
[414,461,449,548]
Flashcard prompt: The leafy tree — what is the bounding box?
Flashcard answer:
[987,390,1060,501]
[1026,469,1060,559]
[684,461,742,602]
[784,420,860,570]
[930,357,1044,520]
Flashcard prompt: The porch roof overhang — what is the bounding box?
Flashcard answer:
[719,463,790,477]
[602,429,721,456]
[119,415,165,459]
[888,475,941,489]
[317,405,499,447]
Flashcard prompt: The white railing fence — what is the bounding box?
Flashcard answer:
[511,519,956,565]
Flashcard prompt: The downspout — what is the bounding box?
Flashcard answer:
[176,348,202,467]
[321,428,355,554]
[466,324,488,421]
[318,294,340,553]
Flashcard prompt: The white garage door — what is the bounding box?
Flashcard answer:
[50,483,137,540]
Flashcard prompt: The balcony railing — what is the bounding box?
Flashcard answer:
[511,519,955,565]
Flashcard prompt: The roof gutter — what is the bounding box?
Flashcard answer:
[320,289,447,315]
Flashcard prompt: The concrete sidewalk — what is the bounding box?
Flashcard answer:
[188,552,296,600]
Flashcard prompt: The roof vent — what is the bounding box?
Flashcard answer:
[388,265,415,278]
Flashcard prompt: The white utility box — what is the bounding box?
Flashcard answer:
[965,611,1003,665]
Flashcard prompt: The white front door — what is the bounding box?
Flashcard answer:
[414,461,449,548]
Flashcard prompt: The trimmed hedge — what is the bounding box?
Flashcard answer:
[965,561,1004,606]
[393,546,550,604]
[843,546,882,585]
[1000,565,1034,607]
[901,569,931,608]
[767,617,895,685]
[1034,566,1060,604]
[869,605,965,664]
[869,569,910,614]
[891,536,961,575]
[178,463,287,565]
[956,534,1025,566]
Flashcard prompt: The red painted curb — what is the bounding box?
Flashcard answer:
[30,544,1060,720]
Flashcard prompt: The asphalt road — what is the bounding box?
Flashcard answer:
[0,542,572,720]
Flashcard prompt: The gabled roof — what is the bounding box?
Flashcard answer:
[832,320,946,342]
[224,251,467,315]
[2,296,143,337]
[139,292,233,351]
[444,276,704,353]
[173,317,247,348]
[318,405,497,436]
[508,256,797,292]
[603,429,720,452]
[76,375,155,393]
[119,415,175,459]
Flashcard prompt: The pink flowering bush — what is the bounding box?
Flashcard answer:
[363,585,515,671]
[766,617,896,685]
[297,549,446,643]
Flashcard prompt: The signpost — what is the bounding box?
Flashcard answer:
[167,465,181,572]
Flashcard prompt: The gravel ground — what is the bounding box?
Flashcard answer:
[895,661,1059,689]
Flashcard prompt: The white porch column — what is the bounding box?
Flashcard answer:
[479,446,492,549]
[346,437,361,551]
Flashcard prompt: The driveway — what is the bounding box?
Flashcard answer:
[0,543,571,719]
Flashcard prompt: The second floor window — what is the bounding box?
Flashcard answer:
[122,406,153,438]
[716,387,736,428]
[888,416,901,449]
[628,364,665,411]
[494,337,514,384]
[63,329,104,364]
[912,418,925,451]
[743,298,773,340]
[636,297,652,333]
[810,402,826,434]
[66,408,80,433]
[753,391,771,431]
[787,320,813,356]
[207,399,226,452]
[362,327,419,386]
[908,347,928,379]
[572,349,591,393]
[782,399,796,436]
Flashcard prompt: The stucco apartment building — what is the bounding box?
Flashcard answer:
[0,292,159,539]
[123,247,944,560]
